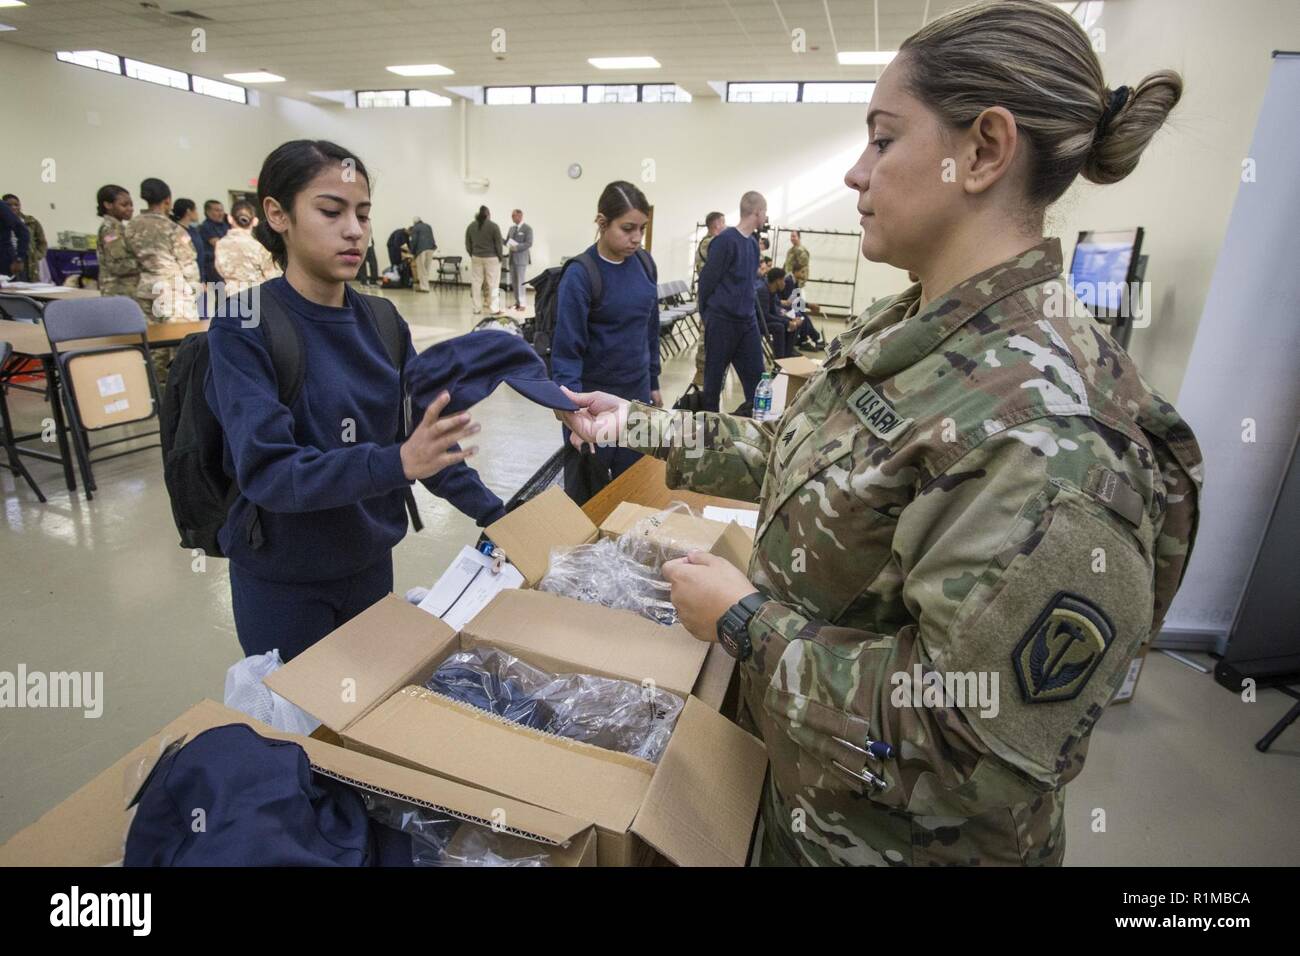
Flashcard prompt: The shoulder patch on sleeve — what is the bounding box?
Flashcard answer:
[847,382,911,442]
[1013,592,1114,703]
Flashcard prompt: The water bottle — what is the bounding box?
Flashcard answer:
[753,373,774,421]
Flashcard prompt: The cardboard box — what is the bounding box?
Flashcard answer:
[485,485,752,588]
[0,699,596,867]
[484,486,748,712]
[267,589,768,867]
[598,500,755,564]
[775,355,823,404]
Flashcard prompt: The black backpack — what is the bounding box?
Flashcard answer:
[160,289,422,558]
[524,248,657,370]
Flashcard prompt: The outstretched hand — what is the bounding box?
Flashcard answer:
[557,387,629,450]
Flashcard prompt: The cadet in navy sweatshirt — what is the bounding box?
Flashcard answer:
[204,140,501,661]
[697,190,768,412]
[550,181,661,497]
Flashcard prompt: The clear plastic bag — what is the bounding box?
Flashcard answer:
[537,501,710,625]
[361,792,552,867]
[424,646,684,763]
[223,649,321,735]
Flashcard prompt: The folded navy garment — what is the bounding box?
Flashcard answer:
[124,724,412,867]
[408,329,578,417]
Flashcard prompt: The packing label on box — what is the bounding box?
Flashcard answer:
[418,545,525,630]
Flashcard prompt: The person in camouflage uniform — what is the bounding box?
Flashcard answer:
[782,230,810,286]
[127,178,199,322]
[692,213,726,389]
[4,195,47,283]
[126,178,199,383]
[95,185,139,297]
[561,0,1202,866]
[214,200,280,296]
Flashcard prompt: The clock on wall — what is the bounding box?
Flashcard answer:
[567,162,583,180]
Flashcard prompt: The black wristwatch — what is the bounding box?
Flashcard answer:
[717,591,766,661]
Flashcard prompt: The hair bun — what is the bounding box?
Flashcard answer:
[1083,70,1183,185]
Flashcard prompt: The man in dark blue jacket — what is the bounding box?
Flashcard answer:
[0,200,31,277]
[697,190,767,412]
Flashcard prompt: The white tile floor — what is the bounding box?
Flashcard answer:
[1,285,1296,864]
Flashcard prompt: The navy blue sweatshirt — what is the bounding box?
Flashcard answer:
[550,245,660,398]
[697,226,759,322]
[204,277,505,583]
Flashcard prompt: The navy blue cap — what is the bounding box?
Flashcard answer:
[408,329,578,418]
[124,724,413,867]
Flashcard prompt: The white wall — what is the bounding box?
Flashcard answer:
[0,42,281,239]
[6,0,1296,397]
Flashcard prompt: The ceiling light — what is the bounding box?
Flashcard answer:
[386,63,454,77]
[0,1,27,8]
[588,56,660,70]
[223,71,285,83]
[837,51,897,66]
[0,22,15,30]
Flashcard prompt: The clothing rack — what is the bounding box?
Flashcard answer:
[770,225,862,320]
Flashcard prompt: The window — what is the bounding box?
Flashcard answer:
[56,50,250,104]
[727,82,799,103]
[124,57,190,91]
[801,81,874,104]
[192,75,247,104]
[56,50,122,74]
[535,85,584,104]
[486,86,532,105]
[357,89,408,108]
[641,83,691,103]
[408,89,451,107]
[587,84,637,104]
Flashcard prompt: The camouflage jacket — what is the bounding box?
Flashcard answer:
[20,215,47,282]
[623,239,1202,866]
[783,244,810,279]
[214,229,280,293]
[96,214,139,297]
[126,211,200,318]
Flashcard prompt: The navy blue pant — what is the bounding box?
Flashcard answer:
[560,376,647,500]
[702,312,765,413]
[229,554,394,662]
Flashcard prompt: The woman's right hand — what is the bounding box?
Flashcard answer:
[558,387,629,450]
[400,391,481,480]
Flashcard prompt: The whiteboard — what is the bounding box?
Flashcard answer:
[1162,53,1300,646]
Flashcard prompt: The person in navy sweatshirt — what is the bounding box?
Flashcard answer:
[697,190,767,412]
[550,180,661,498]
[204,140,505,661]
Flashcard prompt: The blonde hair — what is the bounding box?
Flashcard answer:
[899,0,1182,206]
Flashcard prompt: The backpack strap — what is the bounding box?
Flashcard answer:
[255,287,307,408]
[634,248,658,285]
[356,291,424,534]
[575,250,603,311]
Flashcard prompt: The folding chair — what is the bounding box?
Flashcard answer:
[0,293,50,400]
[436,256,463,287]
[0,341,47,502]
[41,296,163,499]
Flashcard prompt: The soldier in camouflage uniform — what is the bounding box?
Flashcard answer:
[561,0,1201,866]
[782,230,810,286]
[126,178,199,382]
[692,213,726,389]
[95,185,139,297]
[214,201,280,296]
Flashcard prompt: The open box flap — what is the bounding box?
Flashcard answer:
[345,686,653,834]
[462,589,708,699]
[484,485,597,586]
[709,521,755,572]
[0,699,595,865]
[630,696,768,867]
[266,594,456,734]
